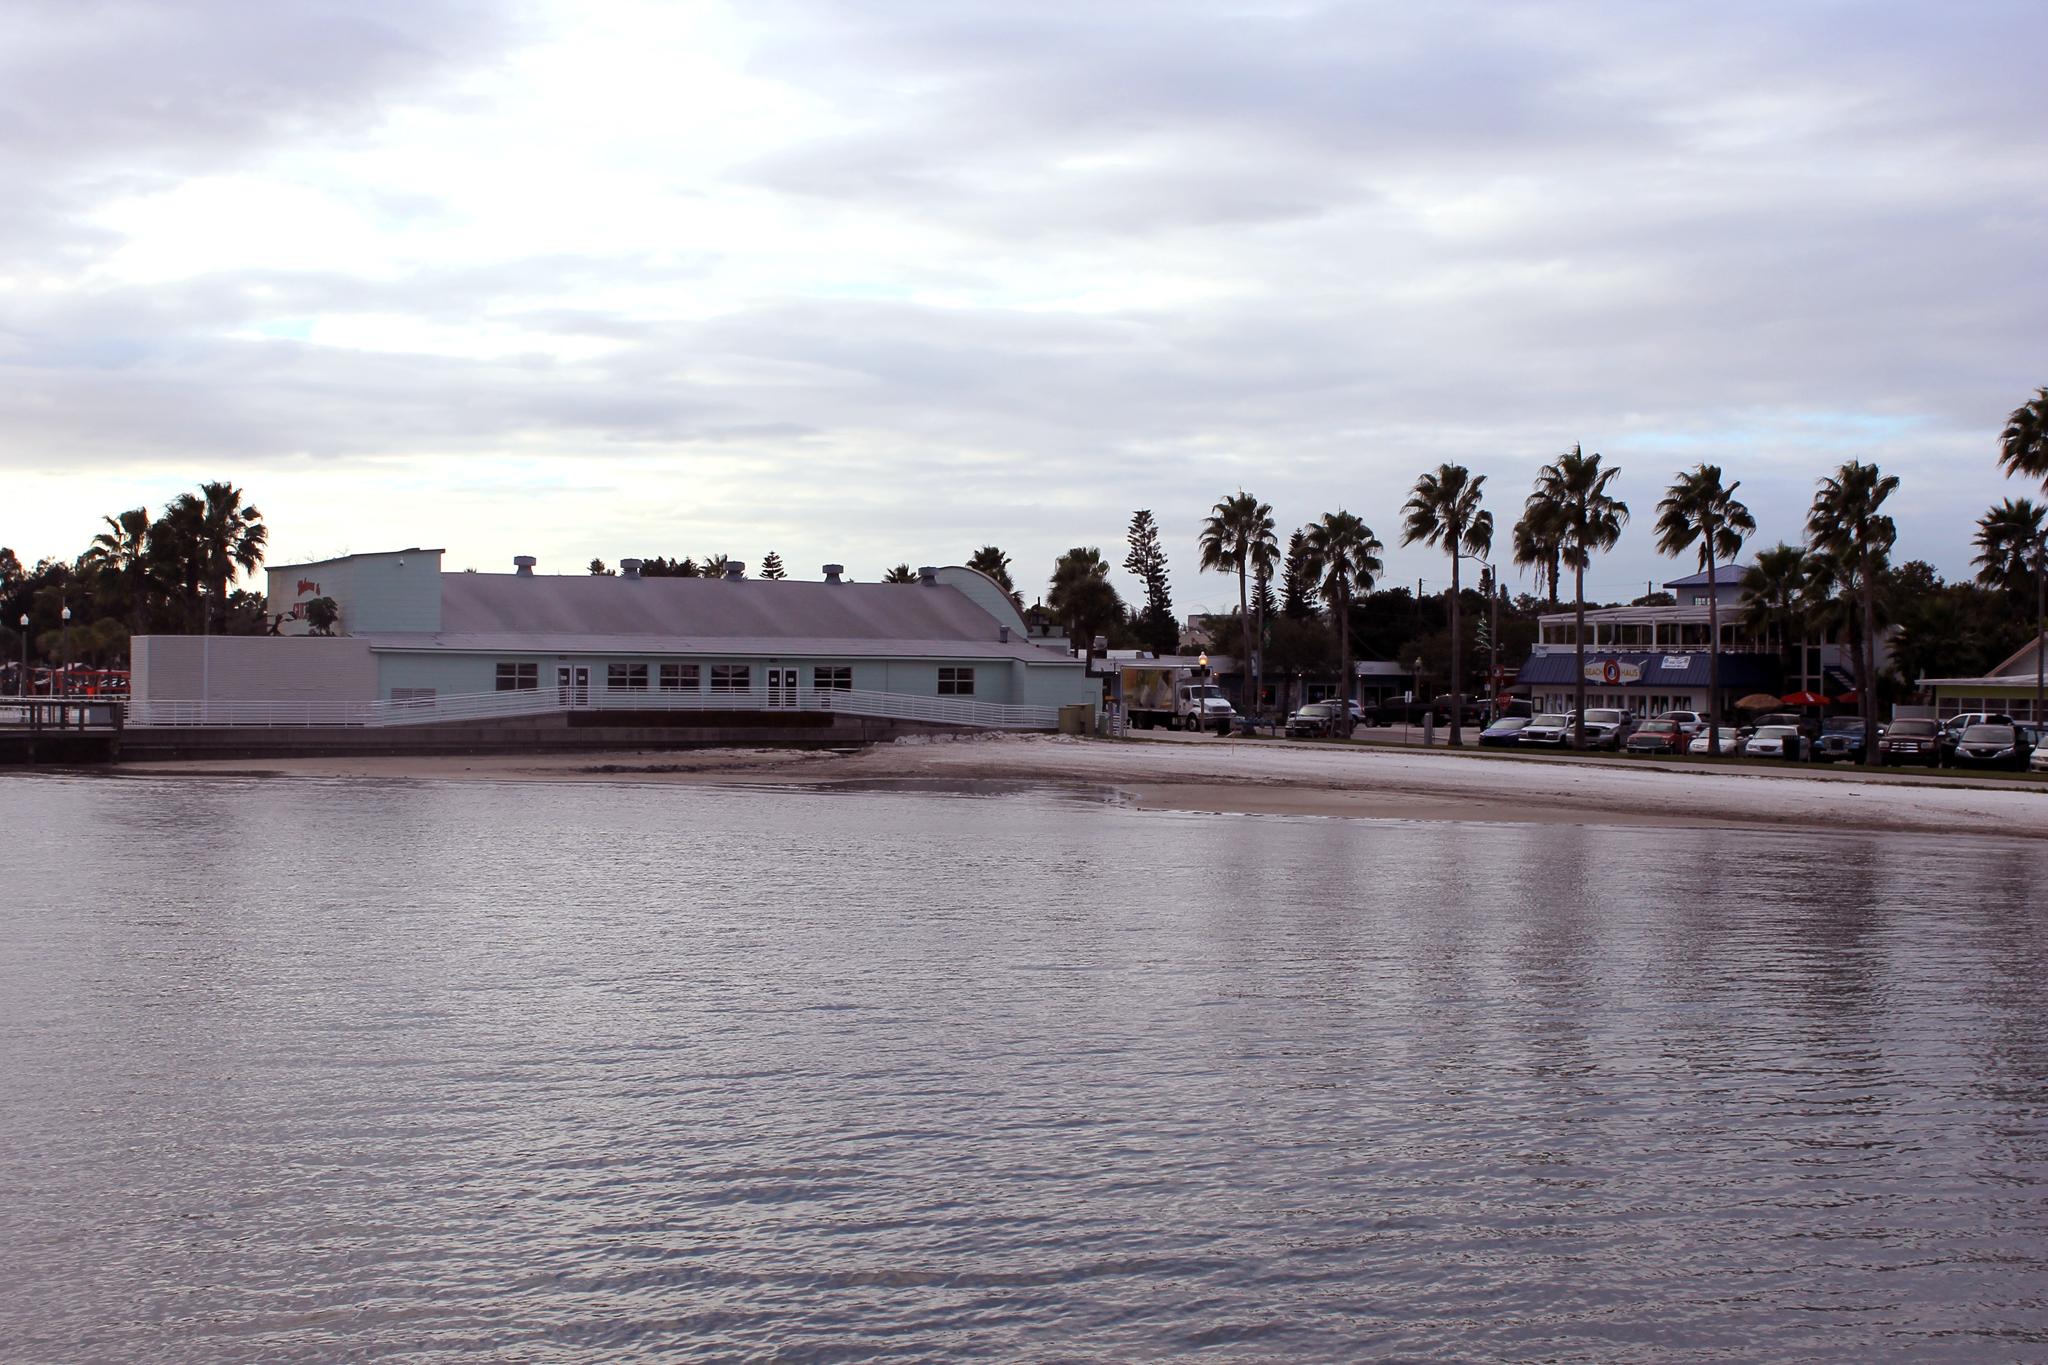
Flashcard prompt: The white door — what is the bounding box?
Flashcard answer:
[557,665,589,707]
[766,667,797,709]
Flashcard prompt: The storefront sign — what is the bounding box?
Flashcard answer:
[1584,658,1642,685]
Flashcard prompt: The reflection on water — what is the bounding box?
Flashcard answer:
[3,772,2047,1362]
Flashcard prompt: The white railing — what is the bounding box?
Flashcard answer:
[128,685,1059,731]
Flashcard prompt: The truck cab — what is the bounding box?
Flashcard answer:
[1177,681,1238,733]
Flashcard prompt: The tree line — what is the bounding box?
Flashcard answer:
[1017,382,2048,762]
[4,481,269,673]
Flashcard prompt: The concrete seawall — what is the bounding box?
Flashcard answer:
[11,711,1004,764]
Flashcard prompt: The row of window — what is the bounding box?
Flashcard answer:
[494,662,972,695]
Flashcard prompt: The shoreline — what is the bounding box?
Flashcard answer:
[91,734,2048,840]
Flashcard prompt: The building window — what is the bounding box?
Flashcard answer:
[496,662,538,691]
[814,666,852,691]
[391,687,436,706]
[711,664,751,692]
[607,663,649,690]
[659,663,700,691]
[938,667,975,696]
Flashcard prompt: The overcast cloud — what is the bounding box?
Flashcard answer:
[4,0,2044,610]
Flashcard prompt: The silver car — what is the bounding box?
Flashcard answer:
[1519,712,1573,746]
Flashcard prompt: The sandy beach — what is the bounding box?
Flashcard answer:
[113,733,2048,840]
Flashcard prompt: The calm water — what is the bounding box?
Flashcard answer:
[3,773,2047,1363]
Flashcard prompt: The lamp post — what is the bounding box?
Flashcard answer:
[60,603,72,699]
[16,613,26,699]
[2035,535,2045,728]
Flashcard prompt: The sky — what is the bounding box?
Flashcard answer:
[4,0,2045,616]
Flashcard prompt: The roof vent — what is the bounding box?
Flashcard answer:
[822,564,844,584]
[619,558,642,579]
[723,561,746,581]
[917,565,939,585]
[514,556,536,577]
[999,625,1011,643]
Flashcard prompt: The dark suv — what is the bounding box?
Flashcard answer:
[1877,718,1943,767]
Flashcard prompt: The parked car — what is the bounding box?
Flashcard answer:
[1429,693,1488,725]
[1656,710,1707,738]
[1519,712,1573,746]
[1477,715,1531,747]
[2030,735,2048,774]
[1751,711,1820,743]
[1578,708,1633,750]
[1877,717,1944,767]
[1743,724,1808,760]
[1687,726,1746,756]
[1950,723,2031,772]
[1943,712,2014,743]
[1626,719,1685,755]
[1813,716,1878,763]
[1285,701,1341,738]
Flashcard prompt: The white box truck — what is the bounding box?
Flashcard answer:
[1119,666,1238,733]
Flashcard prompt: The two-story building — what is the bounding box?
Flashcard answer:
[1515,566,1868,718]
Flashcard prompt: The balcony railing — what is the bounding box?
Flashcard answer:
[126,685,1059,732]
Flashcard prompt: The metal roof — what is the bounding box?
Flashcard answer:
[1662,564,1754,589]
[351,572,1067,663]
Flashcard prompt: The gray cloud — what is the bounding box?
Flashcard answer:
[3,0,2045,602]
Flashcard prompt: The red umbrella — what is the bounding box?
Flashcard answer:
[1779,691,1828,706]
[1831,691,1860,704]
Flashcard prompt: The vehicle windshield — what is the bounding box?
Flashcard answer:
[1190,686,1225,699]
[1298,703,1332,715]
[1530,714,1568,727]
[1585,710,1625,724]
[1641,721,1678,732]
[1822,718,1866,733]
[1487,717,1528,729]
[1960,725,2015,742]
[1888,720,1938,737]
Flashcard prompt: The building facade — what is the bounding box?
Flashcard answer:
[133,551,1097,716]
[1918,635,2048,723]
[1515,566,1868,717]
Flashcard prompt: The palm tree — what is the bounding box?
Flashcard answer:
[882,563,917,584]
[966,545,1021,608]
[1974,498,2045,599]
[1048,547,1124,650]
[1974,497,2046,723]
[1654,465,1755,754]
[1402,464,1493,746]
[84,507,157,639]
[1998,386,2048,485]
[193,482,267,631]
[1807,461,1900,766]
[1198,492,1278,717]
[1511,508,1564,608]
[1740,543,1812,683]
[152,493,207,631]
[1524,445,1628,748]
[1300,511,1383,737]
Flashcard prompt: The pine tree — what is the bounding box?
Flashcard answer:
[1282,530,1316,620]
[760,551,787,580]
[588,558,613,576]
[1122,510,1176,654]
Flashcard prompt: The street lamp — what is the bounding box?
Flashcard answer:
[60,603,72,699]
[16,613,26,699]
